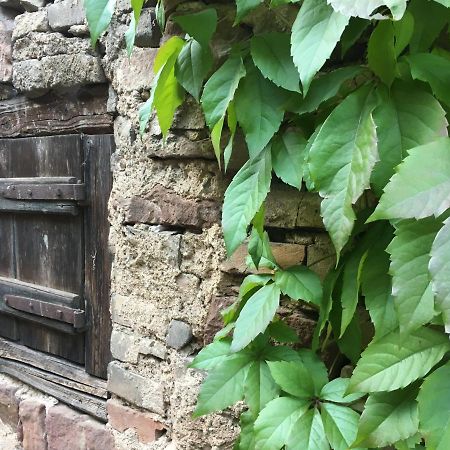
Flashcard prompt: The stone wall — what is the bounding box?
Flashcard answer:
[0,0,335,449]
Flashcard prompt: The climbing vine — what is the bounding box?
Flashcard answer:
[86,0,450,448]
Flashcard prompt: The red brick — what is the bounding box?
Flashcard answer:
[46,404,115,450]
[19,400,47,450]
[107,399,165,444]
[0,379,20,428]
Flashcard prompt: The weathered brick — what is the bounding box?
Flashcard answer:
[107,362,164,415]
[12,10,49,41]
[0,379,19,428]
[307,234,336,280]
[107,399,165,444]
[18,400,47,450]
[221,242,306,274]
[120,186,221,229]
[111,327,140,363]
[46,404,115,450]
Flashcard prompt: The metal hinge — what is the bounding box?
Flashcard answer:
[4,295,85,329]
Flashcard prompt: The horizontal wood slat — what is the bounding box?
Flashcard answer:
[0,198,79,215]
[2,183,85,201]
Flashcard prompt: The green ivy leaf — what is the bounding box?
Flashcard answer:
[267,361,315,399]
[139,68,161,135]
[231,283,281,352]
[291,0,349,94]
[224,102,237,171]
[286,409,329,450]
[434,0,450,5]
[211,116,225,167]
[172,8,217,47]
[320,378,365,404]
[201,56,246,128]
[84,0,116,46]
[418,362,450,449]
[407,53,450,106]
[125,0,145,55]
[239,274,273,299]
[236,411,257,450]
[409,0,449,53]
[369,138,450,221]
[388,219,441,336]
[254,397,309,450]
[193,353,252,416]
[340,246,368,337]
[251,33,301,92]
[321,403,361,450]
[155,0,165,31]
[271,130,307,190]
[235,0,263,23]
[361,231,398,341]
[297,349,329,395]
[371,82,448,196]
[274,266,323,305]
[190,339,231,370]
[368,21,396,87]
[393,11,414,57]
[176,39,213,101]
[429,218,450,332]
[290,66,363,115]
[222,146,272,255]
[154,36,185,73]
[348,327,450,393]
[245,361,280,416]
[268,321,300,343]
[308,86,378,258]
[341,18,369,57]
[354,386,419,448]
[235,65,286,158]
[328,0,407,20]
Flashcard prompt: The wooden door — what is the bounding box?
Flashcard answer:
[0,135,112,378]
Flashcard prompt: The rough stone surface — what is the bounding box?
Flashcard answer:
[166,320,193,350]
[46,405,115,450]
[307,233,336,279]
[0,0,46,12]
[107,362,165,415]
[47,0,85,31]
[135,8,161,48]
[13,54,105,95]
[0,7,14,83]
[13,32,93,61]
[107,399,165,444]
[12,10,49,40]
[0,379,19,428]
[18,400,47,450]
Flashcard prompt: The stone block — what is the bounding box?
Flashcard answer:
[0,379,19,428]
[120,185,221,229]
[0,7,14,83]
[221,242,306,274]
[307,234,336,280]
[139,337,167,360]
[13,32,92,61]
[13,54,105,95]
[166,320,193,350]
[111,327,140,363]
[46,405,115,450]
[265,183,302,229]
[172,97,206,130]
[107,399,165,444]
[18,400,47,450]
[113,48,158,93]
[47,0,85,31]
[296,192,324,229]
[0,0,46,12]
[107,362,164,415]
[135,8,161,48]
[12,10,49,40]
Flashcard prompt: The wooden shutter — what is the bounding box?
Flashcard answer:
[0,134,112,378]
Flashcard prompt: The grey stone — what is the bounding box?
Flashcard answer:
[166,320,193,350]
[110,328,140,363]
[47,0,85,31]
[0,7,14,83]
[13,32,92,61]
[135,8,161,48]
[12,10,49,40]
[107,85,117,113]
[0,83,17,100]
[107,362,165,414]
[0,0,46,12]
[68,24,89,37]
[13,54,105,95]
[139,337,167,360]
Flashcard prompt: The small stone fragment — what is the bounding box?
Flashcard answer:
[166,320,193,350]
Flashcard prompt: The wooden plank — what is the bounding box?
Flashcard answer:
[0,277,80,308]
[0,359,107,421]
[0,338,107,397]
[0,87,113,138]
[83,135,113,379]
[0,198,79,215]
[2,183,85,201]
[0,177,77,185]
